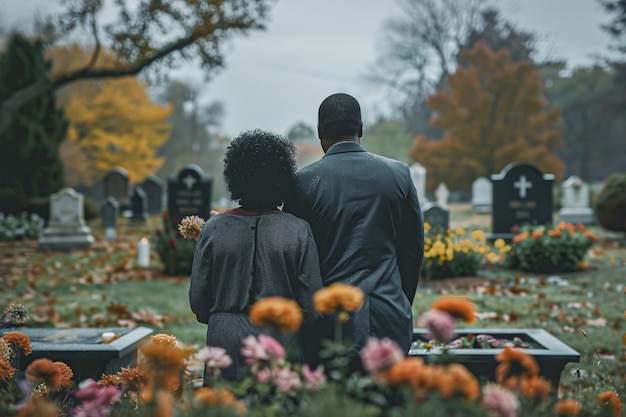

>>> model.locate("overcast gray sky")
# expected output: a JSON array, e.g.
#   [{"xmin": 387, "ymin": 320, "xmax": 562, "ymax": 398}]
[{"xmin": 1, "ymin": 0, "xmax": 614, "ymax": 138}]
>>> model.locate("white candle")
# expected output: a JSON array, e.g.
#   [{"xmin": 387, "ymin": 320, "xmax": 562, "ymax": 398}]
[
  {"xmin": 102, "ymin": 332, "xmax": 116, "ymax": 340},
  {"xmin": 138, "ymin": 237, "xmax": 150, "ymax": 267}
]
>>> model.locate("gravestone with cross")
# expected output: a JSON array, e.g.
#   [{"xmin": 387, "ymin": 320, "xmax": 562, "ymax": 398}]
[
  {"xmin": 558, "ymin": 176, "xmax": 594, "ymax": 225},
  {"xmin": 490, "ymin": 162, "xmax": 554, "ymax": 241},
  {"xmin": 167, "ymin": 164, "xmax": 213, "ymax": 227}
]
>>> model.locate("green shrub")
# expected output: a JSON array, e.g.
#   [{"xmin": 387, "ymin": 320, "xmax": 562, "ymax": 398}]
[
  {"xmin": 594, "ymin": 173, "xmax": 626, "ymax": 232},
  {"xmin": 0, "ymin": 212, "xmax": 44, "ymax": 241},
  {"xmin": 153, "ymin": 211, "xmax": 197, "ymax": 275},
  {"xmin": 505, "ymin": 222, "xmax": 598, "ymax": 273}
]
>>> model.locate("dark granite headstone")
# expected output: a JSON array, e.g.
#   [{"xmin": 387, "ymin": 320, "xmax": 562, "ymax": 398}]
[
  {"xmin": 490, "ymin": 162, "xmax": 554, "ymax": 241},
  {"xmin": 103, "ymin": 167, "xmax": 130, "ymax": 210},
  {"xmin": 167, "ymin": 164, "xmax": 213, "ymax": 226},
  {"xmin": 422, "ymin": 202, "xmax": 449, "ymax": 231},
  {"xmin": 2, "ymin": 327, "xmax": 153, "ymax": 382},
  {"xmin": 101, "ymin": 197, "xmax": 119, "ymax": 241},
  {"xmin": 128, "ymin": 186, "xmax": 148, "ymax": 225},
  {"xmin": 140, "ymin": 175, "xmax": 164, "ymax": 215}
]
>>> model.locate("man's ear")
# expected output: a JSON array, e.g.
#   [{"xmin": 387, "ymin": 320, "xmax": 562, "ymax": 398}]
[
  {"xmin": 357, "ymin": 122, "xmax": 363, "ymax": 138},
  {"xmin": 317, "ymin": 124, "xmax": 323, "ymax": 140}
]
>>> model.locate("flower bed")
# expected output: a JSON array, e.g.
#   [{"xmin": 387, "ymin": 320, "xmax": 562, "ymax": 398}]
[{"xmin": 410, "ymin": 328, "xmax": 580, "ymax": 388}]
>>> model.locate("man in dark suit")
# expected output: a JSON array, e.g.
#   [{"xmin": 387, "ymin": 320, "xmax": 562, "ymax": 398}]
[{"xmin": 285, "ymin": 93, "xmax": 424, "ymax": 359}]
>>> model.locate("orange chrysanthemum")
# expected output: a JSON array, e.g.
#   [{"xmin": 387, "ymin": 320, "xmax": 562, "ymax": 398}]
[
  {"xmin": 439, "ymin": 363, "xmax": 480, "ymax": 400},
  {"xmin": 548, "ymin": 229, "xmax": 562, "ymax": 237},
  {"xmin": 139, "ymin": 343, "xmax": 192, "ymax": 386},
  {"xmin": 597, "ymin": 391, "xmax": 622, "ymax": 417},
  {"xmin": 25, "ymin": 358, "xmax": 64, "ymax": 391},
  {"xmin": 512, "ymin": 231, "xmax": 530, "ymax": 244},
  {"xmin": 117, "ymin": 366, "xmax": 147, "ymax": 391},
  {"xmin": 98, "ymin": 373, "xmax": 121, "ymax": 387},
  {"xmin": 500, "ymin": 375, "xmax": 552, "ymax": 402},
  {"xmin": 0, "ymin": 359, "xmax": 15, "ymax": 381},
  {"xmin": 313, "ymin": 283, "xmax": 365, "ymax": 314},
  {"xmin": 531, "ymin": 229, "xmax": 544, "ymax": 240},
  {"xmin": 555, "ymin": 399, "xmax": 581, "ymax": 415},
  {"xmin": 14, "ymin": 397, "xmax": 59, "ymax": 417},
  {"xmin": 151, "ymin": 334, "xmax": 178, "ymax": 348},
  {"xmin": 381, "ymin": 357, "xmax": 426, "ymax": 388},
  {"xmin": 2, "ymin": 331, "xmax": 32, "ymax": 355},
  {"xmin": 54, "ymin": 361, "xmax": 73, "ymax": 389},
  {"xmin": 495, "ymin": 346, "xmax": 539, "ymax": 382},
  {"xmin": 584, "ymin": 231, "xmax": 600, "ymax": 242},
  {"xmin": 430, "ymin": 295, "xmax": 476, "ymax": 323},
  {"xmin": 249, "ymin": 296, "xmax": 303, "ymax": 333},
  {"xmin": 195, "ymin": 387, "xmax": 237, "ymax": 405}
]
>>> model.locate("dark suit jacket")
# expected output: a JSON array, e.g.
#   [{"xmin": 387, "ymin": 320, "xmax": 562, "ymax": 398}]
[{"xmin": 285, "ymin": 141, "xmax": 424, "ymax": 354}]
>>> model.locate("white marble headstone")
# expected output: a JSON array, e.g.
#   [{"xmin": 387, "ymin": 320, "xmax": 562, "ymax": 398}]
[
  {"xmin": 409, "ymin": 162, "xmax": 427, "ymax": 202},
  {"xmin": 38, "ymin": 188, "xmax": 94, "ymax": 251},
  {"xmin": 471, "ymin": 177, "xmax": 492, "ymax": 213},
  {"xmin": 435, "ymin": 183, "xmax": 449, "ymax": 209}
]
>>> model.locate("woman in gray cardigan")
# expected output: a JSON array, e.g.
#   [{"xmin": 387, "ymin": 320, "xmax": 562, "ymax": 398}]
[{"xmin": 189, "ymin": 129, "xmax": 323, "ymax": 382}]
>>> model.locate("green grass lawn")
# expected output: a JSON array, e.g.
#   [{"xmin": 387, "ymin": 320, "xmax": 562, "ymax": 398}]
[{"xmin": 1, "ymin": 210, "xmax": 625, "ymax": 400}]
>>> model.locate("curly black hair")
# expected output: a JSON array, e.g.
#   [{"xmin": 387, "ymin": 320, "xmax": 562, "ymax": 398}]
[{"xmin": 223, "ymin": 129, "xmax": 297, "ymax": 210}]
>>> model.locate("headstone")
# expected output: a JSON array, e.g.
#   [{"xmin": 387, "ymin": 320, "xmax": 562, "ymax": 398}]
[
  {"xmin": 140, "ymin": 175, "xmax": 164, "ymax": 215},
  {"xmin": 167, "ymin": 164, "xmax": 213, "ymax": 226},
  {"xmin": 471, "ymin": 177, "xmax": 492, "ymax": 213},
  {"xmin": 435, "ymin": 183, "xmax": 449, "ymax": 209},
  {"xmin": 101, "ymin": 197, "xmax": 119, "ymax": 241},
  {"xmin": 38, "ymin": 188, "xmax": 95, "ymax": 251},
  {"xmin": 128, "ymin": 186, "xmax": 148, "ymax": 226},
  {"xmin": 1, "ymin": 327, "xmax": 152, "ymax": 382},
  {"xmin": 558, "ymin": 176, "xmax": 593, "ymax": 225},
  {"xmin": 422, "ymin": 202, "xmax": 450, "ymax": 231},
  {"xmin": 103, "ymin": 167, "xmax": 130, "ymax": 210},
  {"xmin": 409, "ymin": 162, "xmax": 428, "ymax": 202},
  {"xmin": 490, "ymin": 162, "xmax": 554, "ymax": 241}
]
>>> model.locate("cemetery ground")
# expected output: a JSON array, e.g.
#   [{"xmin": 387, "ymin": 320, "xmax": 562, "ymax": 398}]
[{"xmin": 1, "ymin": 203, "xmax": 626, "ymax": 404}]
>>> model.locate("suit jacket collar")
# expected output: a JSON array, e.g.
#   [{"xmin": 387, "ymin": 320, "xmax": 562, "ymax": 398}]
[{"xmin": 324, "ymin": 141, "xmax": 366, "ymax": 156}]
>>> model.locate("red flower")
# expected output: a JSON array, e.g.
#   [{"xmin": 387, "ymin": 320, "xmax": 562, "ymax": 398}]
[
  {"xmin": 169, "ymin": 238, "xmax": 176, "ymax": 249},
  {"xmin": 162, "ymin": 211, "xmax": 169, "ymax": 221},
  {"xmin": 165, "ymin": 226, "xmax": 170, "ymax": 234},
  {"xmin": 156, "ymin": 229, "xmax": 162, "ymax": 236}
]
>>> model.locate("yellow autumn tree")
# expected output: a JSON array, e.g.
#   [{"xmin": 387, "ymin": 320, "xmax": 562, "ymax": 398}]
[
  {"xmin": 48, "ymin": 44, "xmax": 172, "ymax": 186},
  {"xmin": 408, "ymin": 41, "xmax": 564, "ymax": 192}
]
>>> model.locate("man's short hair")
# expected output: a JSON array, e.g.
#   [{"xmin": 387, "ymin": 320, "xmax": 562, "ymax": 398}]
[{"xmin": 318, "ymin": 93, "xmax": 362, "ymax": 139}]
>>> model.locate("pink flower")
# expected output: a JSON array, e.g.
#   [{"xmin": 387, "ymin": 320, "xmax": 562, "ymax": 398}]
[
  {"xmin": 302, "ymin": 364, "xmax": 326, "ymax": 389},
  {"xmin": 359, "ymin": 337, "xmax": 404, "ymax": 374},
  {"xmin": 210, "ymin": 210, "xmax": 219, "ymax": 217},
  {"xmin": 481, "ymin": 383, "xmax": 519, "ymax": 417},
  {"xmin": 72, "ymin": 379, "xmax": 120, "ymax": 417},
  {"xmin": 418, "ymin": 309, "xmax": 457, "ymax": 343},
  {"xmin": 241, "ymin": 334, "xmax": 285, "ymax": 365},
  {"xmin": 273, "ymin": 367, "xmax": 302, "ymax": 392},
  {"xmin": 196, "ymin": 346, "xmax": 233, "ymax": 370}
]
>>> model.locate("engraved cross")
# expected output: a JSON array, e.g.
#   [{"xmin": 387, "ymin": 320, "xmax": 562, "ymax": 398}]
[{"xmin": 514, "ymin": 175, "xmax": 532, "ymax": 198}]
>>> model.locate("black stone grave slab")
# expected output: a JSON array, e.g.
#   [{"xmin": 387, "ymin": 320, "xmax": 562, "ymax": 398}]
[
  {"xmin": 490, "ymin": 162, "xmax": 554, "ymax": 241},
  {"xmin": 140, "ymin": 175, "xmax": 164, "ymax": 215},
  {"xmin": 2, "ymin": 327, "xmax": 153, "ymax": 382},
  {"xmin": 422, "ymin": 202, "xmax": 450, "ymax": 231},
  {"xmin": 167, "ymin": 164, "xmax": 213, "ymax": 226}
]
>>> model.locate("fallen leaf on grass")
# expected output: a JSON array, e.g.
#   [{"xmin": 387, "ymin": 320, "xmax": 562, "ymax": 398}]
[{"xmin": 132, "ymin": 310, "xmax": 163, "ymax": 327}]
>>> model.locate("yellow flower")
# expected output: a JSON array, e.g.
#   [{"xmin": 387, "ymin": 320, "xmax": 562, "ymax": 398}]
[
  {"xmin": 455, "ymin": 227, "xmax": 465, "ymax": 235},
  {"xmin": 471, "ymin": 230, "xmax": 484, "ymax": 241},
  {"xmin": 493, "ymin": 238, "xmax": 505, "ymax": 249},
  {"xmin": 313, "ymin": 283, "xmax": 364, "ymax": 314},
  {"xmin": 249, "ymin": 296, "xmax": 303, "ymax": 333},
  {"xmin": 432, "ymin": 240, "xmax": 446, "ymax": 256},
  {"xmin": 424, "ymin": 222, "xmax": 431, "ymax": 232},
  {"xmin": 500, "ymin": 245, "xmax": 512, "ymax": 253},
  {"xmin": 486, "ymin": 252, "xmax": 498, "ymax": 263}
]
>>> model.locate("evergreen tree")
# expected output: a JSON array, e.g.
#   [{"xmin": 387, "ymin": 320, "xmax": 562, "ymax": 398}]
[{"xmin": 0, "ymin": 34, "xmax": 68, "ymax": 210}]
